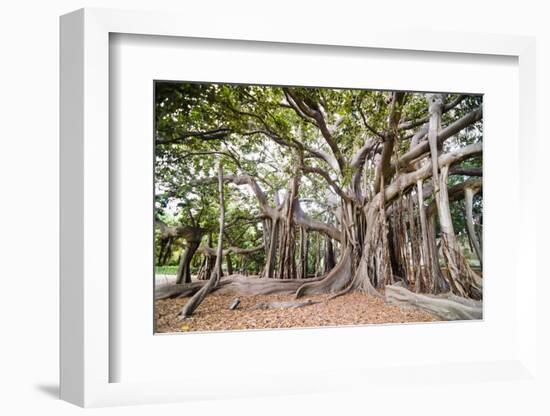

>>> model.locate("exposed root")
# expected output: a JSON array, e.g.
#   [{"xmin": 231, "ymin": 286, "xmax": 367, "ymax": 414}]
[
  {"xmin": 217, "ymin": 276, "xmax": 319, "ymax": 296},
  {"xmin": 384, "ymin": 285, "xmax": 482, "ymax": 320},
  {"xmin": 350, "ymin": 254, "xmax": 384, "ymax": 298},
  {"xmin": 295, "ymin": 247, "xmax": 353, "ymax": 298},
  {"xmin": 156, "ymin": 274, "xmax": 322, "ymax": 300},
  {"xmin": 328, "ymin": 283, "xmax": 354, "ymax": 301},
  {"xmin": 156, "ymin": 281, "xmax": 216, "ymax": 300}
]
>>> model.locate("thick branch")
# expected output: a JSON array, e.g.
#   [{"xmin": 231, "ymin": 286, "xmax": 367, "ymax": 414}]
[
  {"xmin": 350, "ymin": 137, "xmax": 378, "ymax": 201},
  {"xmin": 378, "ymin": 142, "xmax": 483, "ymax": 208},
  {"xmin": 396, "ymin": 107, "xmax": 482, "ymax": 170},
  {"xmin": 192, "ymin": 172, "xmax": 341, "ymax": 241},
  {"xmin": 374, "ymin": 92, "xmax": 406, "ymax": 193},
  {"xmin": 397, "ymin": 94, "xmax": 466, "ymax": 131},
  {"xmin": 241, "ymin": 128, "xmax": 337, "ymax": 171},
  {"xmin": 449, "ymin": 166, "xmax": 482, "ymax": 176},
  {"xmin": 293, "ymin": 202, "xmax": 342, "ymax": 242},
  {"xmin": 191, "ymin": 174, "xmax": 276, "ymax": 218},
  {"xmin": 426, "ymin": 178, "xmax": 482, "ymax": 218},
  {"xmin": 301, "ymin": 164, "xmax": 354, "ymax": 202},
  {"xmin": 155, "ymin": 219, "xmax": 204, "ymax": 242},
  {"xmin": 284, "ymin": 88, "xmax": 345, "ymax": 171}
]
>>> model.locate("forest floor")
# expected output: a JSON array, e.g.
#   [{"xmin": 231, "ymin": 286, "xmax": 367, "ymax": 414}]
[{"xmin": 155, "ymin": 292, "xmax": 437, "ymax": 333}]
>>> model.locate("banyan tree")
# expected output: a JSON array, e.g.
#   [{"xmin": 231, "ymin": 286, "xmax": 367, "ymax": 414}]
[{"xmin": 155, "ymin": 82, "xmax": 483, "ymax": 320}]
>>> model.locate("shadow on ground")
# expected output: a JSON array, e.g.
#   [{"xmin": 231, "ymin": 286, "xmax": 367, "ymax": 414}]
[{"xmin": 35, "ymin": 384, "xmax": 59, "ymax": 399}]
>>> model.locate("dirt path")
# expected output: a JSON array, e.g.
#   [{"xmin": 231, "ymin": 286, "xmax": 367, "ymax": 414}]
[{"xmin": 155, "ymin": 292, "xmax": 436, "ymax": 333}]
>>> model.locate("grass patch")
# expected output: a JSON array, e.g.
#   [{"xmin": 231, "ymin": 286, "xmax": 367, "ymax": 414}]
[{"xmin": 156, "ymin": 265, "xmax": 178, "ymax": 275}]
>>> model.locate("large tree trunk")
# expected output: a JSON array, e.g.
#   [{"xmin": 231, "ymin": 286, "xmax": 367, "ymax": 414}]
[
  {"xmin": 162, "ymin": 238, "xmax": 173, "ymax": 265},
  {"xmin": 175, "ymin": 240, "xmax": 201, "ymax": 284},
  {"xmin": 263, "ymin": 218, "xmax": 279, "ymax": 278},
  {"xmin": 226, "ymin": 253, "xmax": 234, "ymax": 276},
  {"xmin": 180, "ymin": 163, "xmax": 225, "ymax": 317},
  {"xmin": 157, "ymin": 237, "xmax": 174, "ymax": 266},
  {"xmin": 350, "ymin": 205, "xmax": 389, "ymax": 297},
  {"xmin": 156, "ymin": 220, "xmax": 206, "ymax": 277},
  {"xmin": 465, "ymin": 187, "xmax": 482, "ymax": 267},
  {"xmin": 324, "ymin": 235, "xmax": 336, "ymax": 272},
  {"xmin": 297, "ymin": 226, "xmax": 309, "ymax": 279},
  {"xmin": 197, "ymin": 234, "xmax": 214, "ymax": 280},
  {"xmin": 426, "ymin": 94, "xmax": 444, "ymax": 197},
  {"xmin": 437, "ymin": 165, "xmax": 482, "ymax": 299},
  {"xmin": 378, "ymin": 176, "xmax": 393, "ymax": 287},
  {"xmin": 293, "ymin": 139, "xmax": 482, "ymax": 299},
  {"xmin": 416, "ymin": 179, "xmax": 438, "ymax": 293},
  {"xmin": 406, "ymin": 193, "xmax": 423, "ymax": 292},
  {"xmin": 295, "ymin": 246, "xmax": 353, "ymax": 297},
  {"xmin": 423, "ymin": 94, "xmax": 481, "ymax": 300},
  {"xmin": 427, "ymin": 213, "xmax": 449, "ymax": 293},
  {"xmin": 277, "ymin": 176, "xmax": 300, "ymax": 279},
  {"xmin": 416, "ymin": 180, "xmax": 449, "ymax": 293}
]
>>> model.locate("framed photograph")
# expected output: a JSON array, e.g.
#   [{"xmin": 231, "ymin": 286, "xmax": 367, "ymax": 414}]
[{"xmin": 60, "ymin": 7, "xmax": 538, "ymax": 408}]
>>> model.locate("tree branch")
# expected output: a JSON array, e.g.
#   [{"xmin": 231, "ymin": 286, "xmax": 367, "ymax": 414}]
[
  {"xmin": 395, "ymin": 107, "xmax": 482, "ymax": 171},
  {"xmin": 155, "ymin": 219, "xmax": 205, "ymax": 242},
  {"xmin": 449, "ymin": 166, "xmax": 482, "ymax": 177},
  {"xmin": 156, "ymin": 128, "xmax": 231, "ymax": 144},
  {"xmin": 375, "ymin": 142, "xmax": 483, "ymax": 209},
  {"xmin": 397, "ymin": 94, "xmax": 467, "ymax": 131},
  {"xmin": 284, "ymin": 88, "xmax": 345, "ymax": 171},
  {"xmin": 426, "ymin": 178, "xmax": 482, "ymax": 217},
  {"xmin": 293, "ymin": 202, "xmax": 342, "ymax": 242},
  {"xmin": 374, "ymin": 92, "xmax": 406, "ymax": 193},
  {"xmin": 300, "ymin": 164, "xmax": 355, "ymax": 202}
]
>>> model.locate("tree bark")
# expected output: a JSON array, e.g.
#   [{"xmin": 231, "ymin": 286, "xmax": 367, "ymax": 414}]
[
  {"xmin": 416, "ymin": 179, "xmax": 433, "ymax": 291},
  {"xmin": 277, "ymin": 175, "xmax": 299, "ymax": 279},
  {"xmin": 198, "ymin": 234, "xmax": 214, "ymax": 280},
  {"xmin": 157, "ymin": 275, "xmax": 322, "ymax": 300},
  {"xmin": 324, "ymin": 235, "xmax": 336, "ymax": 272},
  {"xmin": 465, "ymin": 187, "xmax": 482, "ymax": 267},
  {"xmin": 161, "ymin": 238, "xmax": 173, "ymax": 265},
  {"xmin": 175, "ymin": 240, "xmax": 201, "ymax": 284},
  {"xmin": 437, "ymin": 165, "xmax": 482, "ymax": 299},
  {"xmin": 264, "ymin": 218, "xmax": 279, "ymax": 278},
  {"xmin": 298, "ymin": 227, "xmax": 309, "ymax": 279},
  {"xmin": 296, "ymin": 247, "xmax": 354, "ymax": 297},
  {"xmin": 426, "ymin": 94, "xmax": 444, "ymax": 209},
  {"xmin": 157, "ymin": 237, "xmax": 174, "ymax": 266},
  {"xmin": 226, "ymin": 253, "xmax": 234, "ymax": 275}
]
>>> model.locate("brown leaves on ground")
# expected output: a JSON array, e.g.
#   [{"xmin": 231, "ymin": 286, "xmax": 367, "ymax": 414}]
[{"xmin": 155, "ymin": 292, "xmax": 436, "ymax": 333}]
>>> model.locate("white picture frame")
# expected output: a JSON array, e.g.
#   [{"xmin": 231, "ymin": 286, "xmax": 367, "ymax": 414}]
[{"xmin": 60, "ymin": 7, "xmax": 539, "ymax": 408}]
